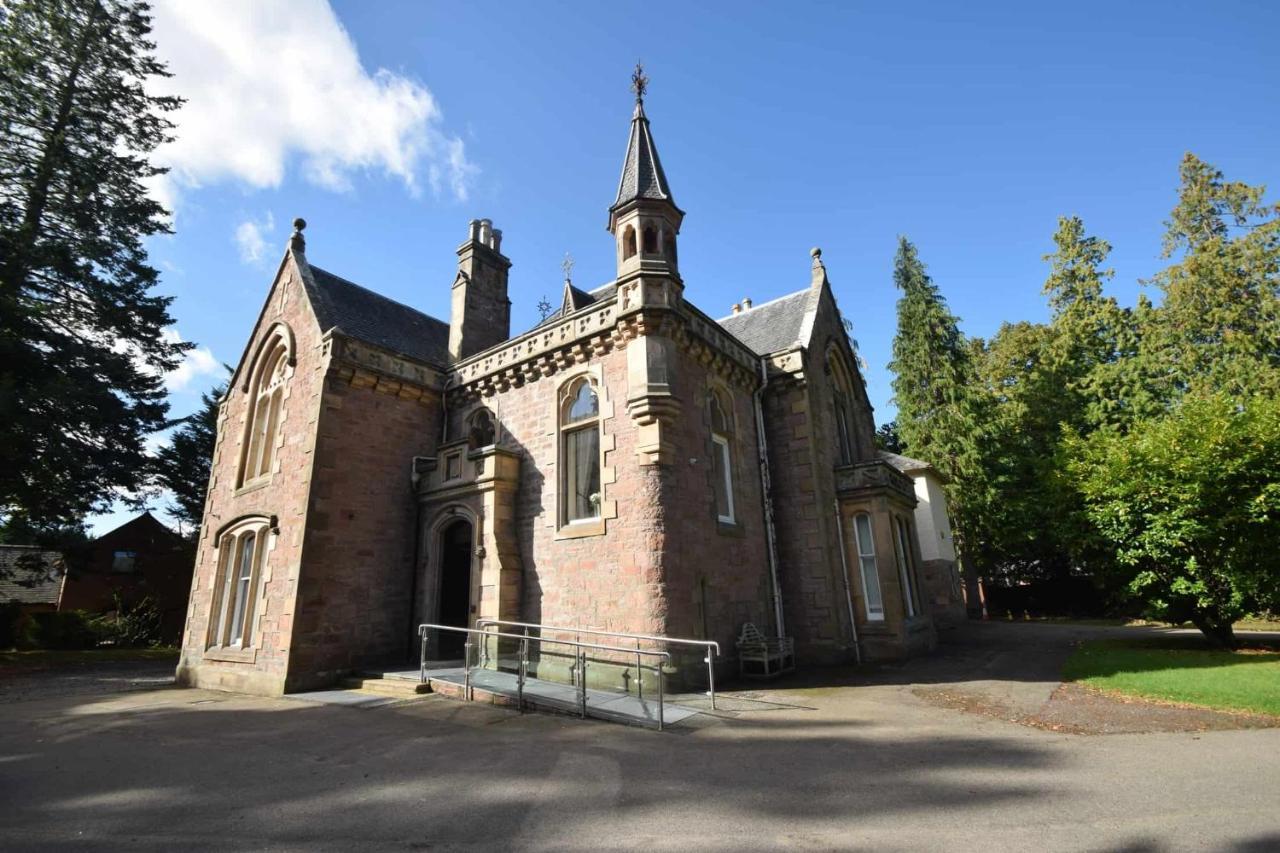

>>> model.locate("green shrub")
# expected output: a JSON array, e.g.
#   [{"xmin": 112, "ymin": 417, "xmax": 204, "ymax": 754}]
[
  {"xmin": 29, "ymin": 610, "xmax": 97, "ymax": 649},
  {"xmin": 91, "ymin": 594, "xmax": 164, "ymax": 648}
]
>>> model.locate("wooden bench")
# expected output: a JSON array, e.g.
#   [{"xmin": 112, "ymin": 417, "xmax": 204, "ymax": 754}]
[{"xmin": 736, "ymin": 622, "xmax": 795, "ymax": 679}]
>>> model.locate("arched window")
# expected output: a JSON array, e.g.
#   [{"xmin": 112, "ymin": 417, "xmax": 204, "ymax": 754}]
[
  {"xmin": 852, "ymin": 513, "xmax": 884, "ymax": 620},
  {"xmin": 208, "ymin": 518, "xmax": 270, "ymax": 649},
  {"xmin": 622, "ymin": 225, "xmax": 637, "ymax": 260},
  {"xmin": 560, "ymin": 377, "xmax": 601, "ymax": 525},
  {"xmin": 468, "ymin": 408, "xmax": 496, "ymax": 449},
  {"xmin": 642, "ymin": 225, "xmax": 658, "ymax": 254},
  {"xmin": 893, "ymin": 516, "xmax": 921, "ymax": 618},
  {"xmin": 664, "ymin": 232, "xmax": 677, "ymax": 266},
  {"xmin": 709, "ymin": 389, "xmax": 735, "ymax": 523},
  {"xmin": 829, "ymin": 352, "xmax": 856, "ymax": 465},
  {"xmin": 239, "ymin": 328, "xmax": 292, "ymax": 487}
]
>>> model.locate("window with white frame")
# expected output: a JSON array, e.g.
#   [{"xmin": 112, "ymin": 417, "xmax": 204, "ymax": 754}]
[
  {"xmin": 852, "ymin": 513, "xmax": 884, "ymax": 620},
  {"xmin": 893, "ymin": 516, "xmax": 920, "ymax": 618},
  {"xmin": 208, "ymin": 519, "xmax": 269, "ymax": 649},
  {"xmin": 560, "ymin": 376, "xmax": 601, "ymax": 525},
  {"xmin": 709, "ymin": 389, "xmax": 735, "ymax": 523},
  {"xmin": 238, "ymin": 330, "xmax": 291, "ymax": 487}
]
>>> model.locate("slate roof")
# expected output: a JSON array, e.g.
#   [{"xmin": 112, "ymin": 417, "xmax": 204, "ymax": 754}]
[
  {"xmin": 716, "ymin": 288, "xmax": 815, "ymax": 356},
  {"xmin": 305, "ymin": 265, "xmax": 450, "ymax": 367},
  {"xmin": 0, "ymin": 546, "xmax": 64, "ymax": 606},
  {"xmin": 879, "ymin": 450, "xmax": 945, "ymax": 481},
  {"xmin": 612, "ymin": 101, "xmax": 676, "ymax": 210}
]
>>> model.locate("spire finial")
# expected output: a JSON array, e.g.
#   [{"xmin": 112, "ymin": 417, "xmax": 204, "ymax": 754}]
[
  {"xmin": 290, "ymin": 217, "xmax": 307, "ymax": 253},
  {"xmin": 561, "ymin": 251, "xmax": 575, "ymax": 283},
  {"xmin": 630, "ymin": 60, "xmax": 648, "ymax": 103}
]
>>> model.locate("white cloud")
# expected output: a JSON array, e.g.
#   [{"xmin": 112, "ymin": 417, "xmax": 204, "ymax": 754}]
[
  {"xmin": 157, "ymin": 329, "xmax": 222, "ymax": 393},
  {"xmin": 147, "ymin": 0, "xmax": 476, "ymax": 210},
  {"xmin": 234, "ymin": 212, "xmax": 275, "ymax": 264}
]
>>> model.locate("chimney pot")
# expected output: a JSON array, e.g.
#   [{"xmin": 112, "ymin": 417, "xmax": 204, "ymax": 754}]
[
  {"xmin": 491, "ymin": 228, "xmax": 503, "ymax": 253},
  {"xmin": 731, "ymin": 303, "xmax": 741, "ymax": 315},
  {"xmin": 742, "ymin": 296, "xmax": 752, "ymax": 309},
  {"xmin": 479, "ymin": 218, "xmax": 493, "ymax": 246},
  {"xmin": 468, "ymin": 219, "xmax": 481, "ymax": 242}
]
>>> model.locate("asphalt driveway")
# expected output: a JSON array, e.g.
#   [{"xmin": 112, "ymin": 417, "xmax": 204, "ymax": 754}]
[{"xmin": 2, "ymin": 623, "xmax": 1278, "ymax": 851}]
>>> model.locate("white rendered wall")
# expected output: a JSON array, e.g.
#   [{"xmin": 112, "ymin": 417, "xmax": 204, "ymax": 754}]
[{"xmin": 912, "ymin": 472, "xmax": 956, "ymax": 563}]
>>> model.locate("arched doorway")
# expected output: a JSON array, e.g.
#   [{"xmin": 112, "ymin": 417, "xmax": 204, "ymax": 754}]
[{"xmin": 436, "ymin": 518, "xmax": 474, "ymax": 658}]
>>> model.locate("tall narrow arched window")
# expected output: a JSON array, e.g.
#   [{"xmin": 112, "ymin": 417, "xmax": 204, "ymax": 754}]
[
  {"xmin": 642, "ymin": 225, "xmax": 658, "ymax": 254},
  {"xmin": 560, "ymin": 377, "xmax": 601, "ymax": 525},
  {"xmin": 239, "ymin": 328, "xmax": 292, "ymax": 487},
  {"xmin": 829, "ymin": 352, "xmax": 856, "ymax": 465},
  {"xmin": 852, "ymin": 513, "xmax": 884, "ymax": 620},
  {"xmin": 208, "ymin": 518, "xmax": 270, "ymax": 649},
  {"xmin": 622, "ymin": 225, "xmax": 637, "ymax": 260},
  {"xmin": 709, "ymin": 389, "xmax": 735, "ymax": 523},
  {"xmin": 893, "ymin": 516, "xmax": 921, "ymax": 618}
]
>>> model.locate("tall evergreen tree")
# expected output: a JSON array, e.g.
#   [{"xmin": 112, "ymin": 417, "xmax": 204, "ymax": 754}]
[
  {"xmin": 1144, "ymin": 153, "xmax": 1280, "ymax": 400},
  {"xmin": 0, "ymin": 0, "xmax": 187, "ymax": 526},
  {"xmin": 153, "ymin": 380, "xmax": 224, "ymax": 537},
  {"xmin": 888, "ymin": 237, "xmax": 988, "ymax": 613}
]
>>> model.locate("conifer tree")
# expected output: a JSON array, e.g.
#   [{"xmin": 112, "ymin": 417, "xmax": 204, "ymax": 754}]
[
  {"xmin": 0, "ymin": 0, "xmax": 187, "ymax": 526},
  {"xmin": 888, "ymin": 237, "xmax": 987, "ymax": 612},
  {"xmin": 1144, "ymin": 153, "xmax": 1280, "ymax": 400},
  {"xmin": 153, "ymin": 381, "xmax": 225, "ymax": 537}
]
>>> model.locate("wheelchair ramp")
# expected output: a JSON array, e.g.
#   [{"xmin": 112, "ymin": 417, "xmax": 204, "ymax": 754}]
[{"xmin": 383, "ymin": 667, "xmax": 702, "ymax": 728}]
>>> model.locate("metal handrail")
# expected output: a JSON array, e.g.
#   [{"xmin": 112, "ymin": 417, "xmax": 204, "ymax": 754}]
[
  {"xmin": 474, "ymin": 618, "xmax": 722, "ymax": 710},
  {"xmin": 417, "ymin": 622, "xmax": 672, "ymax": 730}
]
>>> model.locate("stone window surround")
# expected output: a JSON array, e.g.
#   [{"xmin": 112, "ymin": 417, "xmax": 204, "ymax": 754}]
[
  {"xmin": 706, "ymin": 383, "xmax": 739, "ymax": 527},
  {"xmin": 554, "ymin": 367, "xmax": 618, "ymax": 540},
  {"xmin": 850, "ymin": 512, "xmax": 886, "ymax": 621},
  {"xmin": 204, "ymin": 515, "xmax": 276, "ymax": 662},
  {"xmin": 892, "ymin": 514, "xmax": 923, "ymax": 619},
  {"xmin": 236, "ymin": 322, "xmax": 295, "ymax": 490},
  {"xmin": 826, "ymin": 346, "xmax": 857, "ymax": 466}
]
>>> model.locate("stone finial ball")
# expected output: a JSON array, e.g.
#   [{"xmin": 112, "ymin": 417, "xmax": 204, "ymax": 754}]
[
  {"xmin": 293, "ymin": 217, "xmax": 307, "ymax": 231},
  {"xmin": 811, "ymin": 247, "xmax": 822, "ymax": 258}
]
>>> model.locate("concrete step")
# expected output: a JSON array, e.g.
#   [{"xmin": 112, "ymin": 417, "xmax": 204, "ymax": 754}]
[{"xmin": 340, "ymin": 677, "xmax": 431, "ymax": 697}]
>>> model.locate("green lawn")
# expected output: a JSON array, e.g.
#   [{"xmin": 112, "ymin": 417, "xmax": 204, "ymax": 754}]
[{"xmin": 1063, "ymin": 638, "xmax": 1280, "ymax": 717}]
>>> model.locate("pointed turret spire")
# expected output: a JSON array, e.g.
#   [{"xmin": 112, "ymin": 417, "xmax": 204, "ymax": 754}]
[{"xmin": 611, "ymin": 62, "xmax": 678, "ymax": 214}]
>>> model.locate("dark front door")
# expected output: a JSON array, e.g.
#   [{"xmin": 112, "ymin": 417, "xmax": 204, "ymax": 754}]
[{"xmin": 437, "ymin": 519, "xmax": 473, "ymax": 659}]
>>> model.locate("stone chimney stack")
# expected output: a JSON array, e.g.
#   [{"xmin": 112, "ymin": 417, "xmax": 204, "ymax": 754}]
[{"xmin": 449, "ymin": 218, "xmax": 512, "ymax": 361}]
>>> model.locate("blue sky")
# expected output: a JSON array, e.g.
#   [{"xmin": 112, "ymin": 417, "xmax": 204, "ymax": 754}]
[{"xmin": 94, "ymin": 0, "xmax": 1280, "ymax": 533}]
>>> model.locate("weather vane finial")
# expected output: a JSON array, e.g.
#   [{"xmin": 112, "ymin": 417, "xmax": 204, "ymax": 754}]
[
  {"xmin": 561, "ymin": 252, "xmax": 575, "ymax": 282},
  {"xmin": 630, "ymin": 60, "xmax": 648, "ymax": 103}
]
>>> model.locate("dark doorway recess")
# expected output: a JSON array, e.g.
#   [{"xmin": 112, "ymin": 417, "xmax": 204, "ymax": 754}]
[{"xmin": 437, "ymin": 519, "xmax": 473, "ymax": 658}]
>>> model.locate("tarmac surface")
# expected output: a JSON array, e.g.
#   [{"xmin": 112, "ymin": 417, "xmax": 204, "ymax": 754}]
[{"xmin": 2, "ymin": 622, "xmax": 1278, "ymax": 851}]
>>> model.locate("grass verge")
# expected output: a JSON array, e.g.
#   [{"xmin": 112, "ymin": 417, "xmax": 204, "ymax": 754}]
[{"xmin": 1063, "ymin": 637, "xmax": 1280, "ymax": 717}]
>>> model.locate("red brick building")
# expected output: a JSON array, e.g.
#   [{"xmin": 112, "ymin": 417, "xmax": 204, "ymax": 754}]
[{"xmin": 177, "ymin": 87, "xmax": 950, "ymax": 696}]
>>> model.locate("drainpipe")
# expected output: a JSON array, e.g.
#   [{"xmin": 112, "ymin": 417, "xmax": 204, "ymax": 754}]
[
  {"xmin": 406, "ymin": 456, "xmax": 431, "ymax": 661},
  {"xmin": 753, "ymin": 357, "xmax": 786, "ymax": 637},
  {"xmin": 833, "ymin": 499, "xmax": 861, "ymax": 664}
]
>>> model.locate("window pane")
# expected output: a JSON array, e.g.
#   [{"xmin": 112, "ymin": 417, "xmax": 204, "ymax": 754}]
[
  {"xmin": 853, "ymin": 515, "xmax": 884, "ymax": 618},
  {"xmin": 895, "ymin": 519, "xmax": 916, "ymax": 618},
  {"xmin": 565, "ymin": 382, "xmax": 598, "ymax": 423},
  {"xmin": 228, "ymin": 533, "xmax": 256, "ymax": 645},
  {"xmin": 564, "ymin": 426, "xmax": 600, "ymax": 521},
  {"xmin": 712, "ymin": 437, "xmax": 733, "ymax": 521}
]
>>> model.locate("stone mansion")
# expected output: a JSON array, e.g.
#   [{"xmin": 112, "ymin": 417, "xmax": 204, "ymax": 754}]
[{"xmin": 177, "ymin": 83, "xmax": 963, "ymax": 696}]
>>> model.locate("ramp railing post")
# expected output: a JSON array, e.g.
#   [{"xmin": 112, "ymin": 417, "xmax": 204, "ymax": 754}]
[
  {"xmin": 577, "ymin": 646, "xmax": 587, "ymax": 718},
  {"xmin": 657, "ymin": 659, "xmax": 665, "ymax": 732},
  {"xmin": 635, "ymin": 638, "xmax": 643, "ymax": 702},
  {"xmin": 518, "ymin": 628, "xmax": 528, "ymax": 713},
  {"xmin": 419, "ymin": 627, "xmax": 428, "ymax": 683},
  {"xmin": 463, "ymin": 635, "xmax": 473, "ymax": 701},
  {"xmin": 706, "ymin": 651, "xmax": 717, "ymax": 710}
]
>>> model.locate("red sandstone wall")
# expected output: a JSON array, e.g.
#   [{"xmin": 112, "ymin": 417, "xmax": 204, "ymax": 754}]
[
  {"xmin": 286, "ymin": 371, "xmax": 438, "ymax": 688},
  {"xmin": 178, "ymin": 256, "xmax": 326, "ymax": 695}
]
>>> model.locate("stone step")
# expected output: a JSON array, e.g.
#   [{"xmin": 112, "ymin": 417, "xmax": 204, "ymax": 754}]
[{"xmin": 340, "ymin": 677, "xmax": 431, "ymax": 697}]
